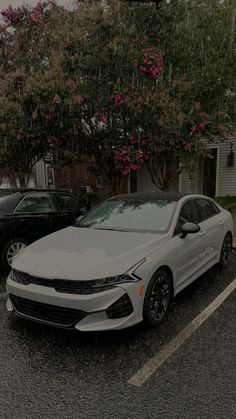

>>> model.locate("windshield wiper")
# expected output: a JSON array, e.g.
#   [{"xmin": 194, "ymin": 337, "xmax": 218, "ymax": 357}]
[
  {"xmin": 92, "ymin": 226, "xmax": 128, "ymax": 232},
  {"xmin": 76, "ymin": 224, "xmax": 128, "ymax": 232}
]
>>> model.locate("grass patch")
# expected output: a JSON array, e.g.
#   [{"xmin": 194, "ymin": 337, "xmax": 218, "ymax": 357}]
[{"xmin": 215, "ymin": 196, "xmax": 236, "ymax": 213}]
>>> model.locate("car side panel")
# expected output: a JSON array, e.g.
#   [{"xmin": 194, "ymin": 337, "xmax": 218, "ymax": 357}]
[
  {"xmin": 0, "ymin": 213, "xmax": 49, "ymax": 248},
  {"xmin": 197, "ymin": 213, "xmax": 225, "ymax": 266}
]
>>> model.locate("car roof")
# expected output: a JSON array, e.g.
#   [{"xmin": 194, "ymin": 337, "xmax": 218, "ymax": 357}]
[
  {"xmin": 0, "ymin": 189, "xmax": 89, "ymax": 214},
  {"xmin": 0, "ymin": 188, "xmax": 71, "ymax": 193},
  {"xmin": 0, "ymin": 188, "xmax": 88, "ymax": 202},
  {"xmin": 109, "ymin": 192, "xmax": 189, "ymax": 202}
]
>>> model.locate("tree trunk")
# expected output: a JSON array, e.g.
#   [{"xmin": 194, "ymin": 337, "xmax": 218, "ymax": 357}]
[
  {"xmin": 18, "ymin": 173, "xmax": 27, "ymax": 187},
  {"xmin": 94, "ymin": 150, "xmax": 127, "ymax": 196},
  {"xmin": 146, "ymin": 152, "xmax": 180, "ymax": 192}
]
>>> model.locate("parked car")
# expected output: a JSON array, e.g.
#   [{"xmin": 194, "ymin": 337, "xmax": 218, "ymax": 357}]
[
  {"xmin": 7, "ymin": 192, "xmax": 232, "ymax": 331},
  {"xmin": 0, "ymin": 189, "xmax": 90, "ymax": 270}
]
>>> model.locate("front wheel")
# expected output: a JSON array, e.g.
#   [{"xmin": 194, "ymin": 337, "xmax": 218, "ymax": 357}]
[
  {"xmin": 1, "ymin": 239, "xmax": 28, "ymax": 272},
  {"xmin": 219, "ymin": 233, "xmax": 232, "ymax": 270},
  {"xmin": 143, "ymin": 269, "xmax": 173, "ymax": 327}
]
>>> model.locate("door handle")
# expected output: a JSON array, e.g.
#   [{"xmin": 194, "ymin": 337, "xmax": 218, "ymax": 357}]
[
  {"xmin": 219, "ymin": 220, "xmax": 224, "ymax": 225},
  {"xmin": 198, "ymin": 230, "xmax": 206, "ymax": 237}
]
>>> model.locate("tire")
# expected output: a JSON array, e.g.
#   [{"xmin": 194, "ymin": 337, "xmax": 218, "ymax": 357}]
[
  {"xmin": 1, "ymin": 239, "xmax": 28, "ymax": 272},
  {"xmin": 219, "ymin": 233, "xmax": 232, "ymax": 270},
  {"xmin": 143, "ymin": 269, "xmax": 173, "ymax": 327}
]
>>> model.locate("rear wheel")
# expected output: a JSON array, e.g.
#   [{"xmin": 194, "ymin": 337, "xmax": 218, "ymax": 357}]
[
  {"xmin": 219, "ymin": 233, "xmax": 232, "ymax": 270},
  {"xmin": 1, "ymin": 239, "xmax": 28, "ymax": 272},
  {"xmin": 143, "ymin": 269, "xmax": 173, "ymax": 327}
]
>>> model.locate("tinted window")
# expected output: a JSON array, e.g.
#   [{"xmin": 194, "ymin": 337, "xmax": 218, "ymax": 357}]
[
  {"xmin": 52, "ymin": 193, "xmax": 84, "ymax": 212},
  {"xmin": 76, "ymin": 199, "xmax": 177, "ymax": 233},
  {"xmin": 175, "ymin": 200, "xmax": 196, "ymax": 235},
  {"xmin": 196, "ymin": 198, "xmax": 219, "ymax": 223},
  {"xmin": 15, "ymin": 193, "xmax": 56, "ymax": 213}
]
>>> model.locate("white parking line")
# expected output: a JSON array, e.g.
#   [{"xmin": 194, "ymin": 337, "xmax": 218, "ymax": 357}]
[{"xmin": 128, "ymin": 278, "xmax": 236, "ymax": 387}]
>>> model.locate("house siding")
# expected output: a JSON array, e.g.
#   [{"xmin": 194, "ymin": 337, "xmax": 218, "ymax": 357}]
[
  {"xmin": 181, "ymin": 138, "xmax": 236, "ymax": 197},
  {"xmin": 217, "ymin": 138, "xmax": 236, "ymax": 196}
]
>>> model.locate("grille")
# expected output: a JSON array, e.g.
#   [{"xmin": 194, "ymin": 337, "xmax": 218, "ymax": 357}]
[
  {"xmin": 10, "ymin": 294, "xmax": 87, "ymax": 327},
  {"xmin": 11, "ymin": 270, "xmax": 97, "ymax": 295},
  {"xmin": 106, "ymin": 294, "xmax": 133, "ymax": 319}
]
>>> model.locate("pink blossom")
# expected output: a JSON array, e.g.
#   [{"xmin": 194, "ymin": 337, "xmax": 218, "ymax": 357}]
[
  {"xmin": 73, "ymin": 95, "xmax": 84, "ymax": 104},
  {"xmin": 130, "ymin": 137, "xmax": 137, "ymax": 145},
  {"xmin": 193, "ymin": 101, "xmax": 201, "ymax": 111},
  {"xmin": 198, "ymin": 122, "xmax": 206, "ymax": 130},
  {"xmin": 184, "ymin": 143, "xmax": 192, "ymax": 151},
  {"xmin": 100, "ymin": 115, "xmax": 108, "ymax": 123}
]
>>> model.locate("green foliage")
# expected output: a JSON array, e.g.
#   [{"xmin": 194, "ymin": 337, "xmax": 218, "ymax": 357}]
[
  {"xmin": 0, "ymin": 0, "xmax": 235, "ymax": 190},
  {"xmin": 215, "ymin": 196, "xmax": 236, "ymax": 213}
]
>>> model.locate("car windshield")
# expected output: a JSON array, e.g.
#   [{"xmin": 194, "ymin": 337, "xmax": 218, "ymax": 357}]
[{"xmin": 75, "ymin": 199, "xmax": 177, "ymax": 233}]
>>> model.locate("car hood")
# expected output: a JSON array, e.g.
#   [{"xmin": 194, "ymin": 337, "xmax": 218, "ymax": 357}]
[{"xmin": 12, "ymin": 226, "xmax": 169, "ymax": 280}]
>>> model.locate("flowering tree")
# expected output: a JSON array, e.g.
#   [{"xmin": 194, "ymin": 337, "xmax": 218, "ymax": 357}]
[
  {"xmin": 0, "ymin": 1, "xmax": 66, "ymax": 186},
  {"xmin": 0, "ymin": 0, "xmax": 235, "ymax": 191}
]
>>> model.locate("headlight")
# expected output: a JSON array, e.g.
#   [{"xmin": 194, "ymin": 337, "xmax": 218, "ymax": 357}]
[
  {"xmin": 88, "ymin": 258, "xmax": 146, "ymax": 292},
  {"xmin": 89, "ymin": 273, "xmax": 138, "ymax": 291}
]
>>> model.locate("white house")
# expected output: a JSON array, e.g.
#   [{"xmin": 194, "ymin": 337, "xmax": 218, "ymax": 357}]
[{"xmin": 132, "ymin": 138, "xmax": 236, "ymax": 198}]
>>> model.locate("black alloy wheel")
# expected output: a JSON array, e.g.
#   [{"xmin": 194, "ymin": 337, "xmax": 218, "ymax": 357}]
[
  {"xmin": 143, "ymin": 269, "xmax": 172, "ymax": 326},
  {"xmin": 219, "ymin": 233, "xmax": 232, "ymax": 269}
]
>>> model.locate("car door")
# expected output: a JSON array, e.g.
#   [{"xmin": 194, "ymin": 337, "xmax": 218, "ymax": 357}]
[
  {"xmin": 47, "ymin": 192, "xmax": 89, "ymax": 233},
  {"xmin": 195, "ymin": 198, "xmax": 224, "ymax": 266},
  {"xmin": 13, "ymin": 192, "xmax": 57, "ymax": 243},
  {"xmin": 173, "ymin": 198, "xmax": 207, "ymax": 291}
]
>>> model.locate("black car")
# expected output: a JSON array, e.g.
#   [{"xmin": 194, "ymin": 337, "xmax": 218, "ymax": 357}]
[{"xmin": 0, "ymin": 189, "xmax": 90, "ymax": 271}]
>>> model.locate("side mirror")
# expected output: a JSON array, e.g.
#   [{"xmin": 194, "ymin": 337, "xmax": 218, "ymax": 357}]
[{"xmin": 180, "ymin": 222, "xmax": 200, "ymax": 239}]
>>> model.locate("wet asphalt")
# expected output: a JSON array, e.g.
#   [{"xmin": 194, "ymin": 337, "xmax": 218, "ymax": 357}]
[{"xmin": 0, "ymin": 258, "xmax": 235, "ymax": 419}]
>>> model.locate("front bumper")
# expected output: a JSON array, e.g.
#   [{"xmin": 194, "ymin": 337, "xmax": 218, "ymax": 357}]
[{"xmin": 6, "ymin": 275, "xmax": 145, "ymax": 331}]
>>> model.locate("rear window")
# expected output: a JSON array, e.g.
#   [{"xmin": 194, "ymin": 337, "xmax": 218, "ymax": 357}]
[
  {"xmin": 52, "ymin": 193, "xmax": 83, "ymax": 212},
  {"xmin": 15, "ymin": 193, "xmax": 56, "ymax": 213},
  {"xmin": 0, "ymin": 193, "xmax": 20, "ymax": 214}
]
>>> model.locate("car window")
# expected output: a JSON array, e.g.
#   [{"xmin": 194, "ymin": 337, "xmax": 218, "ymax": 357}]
[
  {"xmin": 52, "ymin": 193, "xmax": 84, "ymax": 212},
  {"xmin": 196, "ymin": 198, "xmax": 220, "ymax": 223},
  {"xmin": 174, "ymin": 199, "xmax": 197, "ymax": 235},
  {"xmin": 15, "ymin": 193, "xmax": 56, "ymax": 213}
]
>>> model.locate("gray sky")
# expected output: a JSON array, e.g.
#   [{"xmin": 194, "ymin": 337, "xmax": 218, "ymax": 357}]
[{"xmin": 0, "ymin": 0, "xmax": 74, "ymax": 11}]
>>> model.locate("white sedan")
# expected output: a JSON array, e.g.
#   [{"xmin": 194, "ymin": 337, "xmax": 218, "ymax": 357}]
[{"xmin": 6, "ymin": 192, "xmax": 233, "ymax": 331}]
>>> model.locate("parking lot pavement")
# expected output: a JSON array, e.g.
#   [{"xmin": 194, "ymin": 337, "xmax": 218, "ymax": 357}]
[{"xmin": 0, "ymin": 259, "xmax": 235, "ymax": 419}]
